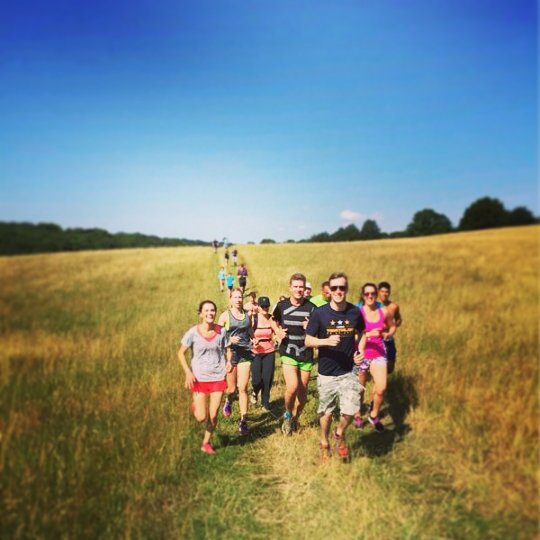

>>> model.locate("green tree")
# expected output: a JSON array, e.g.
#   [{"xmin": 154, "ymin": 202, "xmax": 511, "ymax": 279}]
[
  {"xmin": 406, "ymin": 209, "xmax": 452, "ymax": 237},
  {"xmin": 459, "ymin": 197, "xmax": 507, "ymax": 230},
  {"xmin": 507, "ymin": 206, "xmax": 537, "ymax": 226},
  {"xmin": 331, "ymin": 224, "xmax": 362, "ymax": 242},
  {"xmin": 260, "ymin": 238, "xmax": 276, "ymax": 244},
  {"xmin": 359, "ymin": 219, "xmax": 382, "ymax": 240}
]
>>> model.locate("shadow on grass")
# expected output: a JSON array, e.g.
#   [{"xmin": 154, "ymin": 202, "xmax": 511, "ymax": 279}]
[
  {"xmin": 352, "ymin": 372, "xmax": 418, "ymax": 458},
  {"xmin": 217, "ymin": 396, "xmax": 285, "ymax": 448}
]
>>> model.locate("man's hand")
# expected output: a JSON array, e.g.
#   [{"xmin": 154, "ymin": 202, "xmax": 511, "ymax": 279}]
[
  {"xmin": 302, "ymin": 317, "xmax": 309, "ymax": 330},
  {"xmin": 326, "ymin": 335, "xmax": 341, "ymax": 347},
  {"xmin": 225, "ymin": 360, "xmax": 233, "ymax": 373},
  {"xmin": 353, "ymin": 350, "xmax": 364, "ymax": 365},
  {"xmin": 230, "ymin": 335, "xmax": 241, "ymax": 344}
]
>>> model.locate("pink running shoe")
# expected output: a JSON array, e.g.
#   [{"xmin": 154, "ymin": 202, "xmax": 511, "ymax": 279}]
[
  {"xmin": 353, "ymin": 415, "xmax": 365, "ymax": 429},
  {"xmin": 200, "ymin": 443, "xmax": 216, "ymax": 455}
]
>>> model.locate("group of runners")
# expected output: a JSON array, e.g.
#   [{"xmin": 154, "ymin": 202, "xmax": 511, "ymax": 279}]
[{"xmin": 178, "ymin": 266, "xmax": 402, "ymax": 459}]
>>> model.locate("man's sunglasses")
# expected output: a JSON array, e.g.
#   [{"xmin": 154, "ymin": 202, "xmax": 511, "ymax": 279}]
[{"xmin": 330, "ymin": 285, "xmax": 347, "ymax": 292}]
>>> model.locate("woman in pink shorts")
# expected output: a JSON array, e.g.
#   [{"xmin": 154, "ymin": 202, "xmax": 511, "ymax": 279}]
[
  {"xmin": 354, "ymin": 283, "xmax": 395, "ymax": 433},
  {"xmin": 178, "ymin": 300, "xmax": 232, "ymax": 454}
]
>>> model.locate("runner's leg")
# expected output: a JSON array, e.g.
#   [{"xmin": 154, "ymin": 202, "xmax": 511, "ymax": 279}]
[
  {"xmin": 237, "ymin": 362, "xmax": 251, "ymax": 418},
  {"xmin": 369, "ymin": 362, "xmax": 387, "ymax": 418},
  {"xmin": 282, "ymin": 363, "xmax": 300, "ymax": 413},
  {"xmin": 261, "ymin": 352, "xmax": 275, "ymax": 408},
  {"xmin": 204, "ymin": 391, "xmax": 223, "ymax": 445}
]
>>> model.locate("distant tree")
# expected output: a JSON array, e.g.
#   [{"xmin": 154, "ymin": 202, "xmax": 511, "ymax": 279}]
[
  {"xmin": 285, "ymin": 239, "xmax": 296, "ymax": 243},
  {"xmin": 459, "ymin": 197, "xmax": 507, "ymax": 231},
  {"xmin": 406, "ymin": 209, "xmax": 453, "ymax": 237},
  {"xmin": 506, "ymin": 206, "xmax": 537, "ymax": 226},
  {"xmin": 331, "ymin": 224, "xmax": 362, "ymax": 242},
  {"xmin": 359, "ymin": 219, "xmax": 382, "ymax": 240},
  {"xmin": 260, "ymin": 238, "xmax": 276, "ymax": 244},
  {"xmin": 308, "ymin": 232, "xmax": 331, "ymax": 242}
]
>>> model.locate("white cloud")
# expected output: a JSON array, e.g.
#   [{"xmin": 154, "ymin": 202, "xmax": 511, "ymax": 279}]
[{"xmin": 340, "ymin": 209, "xmax": 364, "ymax": 222}]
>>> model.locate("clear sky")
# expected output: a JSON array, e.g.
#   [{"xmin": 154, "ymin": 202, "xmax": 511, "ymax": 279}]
[{"xmin": 1, "ymin": 0, "xmax": 537, "ymax": 243}]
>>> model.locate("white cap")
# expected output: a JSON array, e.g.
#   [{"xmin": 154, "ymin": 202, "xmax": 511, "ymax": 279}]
[{"xmin": 305, "ymin": 282, "xmax": 312, "ymax": 289}]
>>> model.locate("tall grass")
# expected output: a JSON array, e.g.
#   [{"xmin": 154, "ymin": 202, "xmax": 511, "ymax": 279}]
[{"xmin": 1, "ymin": 227, "xmax": 538, "ymax": 538}]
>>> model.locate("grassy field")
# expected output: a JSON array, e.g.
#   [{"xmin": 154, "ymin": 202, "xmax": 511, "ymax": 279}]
[{"xmin": 0, "ymin": 226, "xmax": 538, "ymax": 539}]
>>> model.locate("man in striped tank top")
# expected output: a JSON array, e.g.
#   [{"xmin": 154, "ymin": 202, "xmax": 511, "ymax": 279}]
[{"xmin": 273, "ymin": 273, "xmax": 316, "ymax": 435}]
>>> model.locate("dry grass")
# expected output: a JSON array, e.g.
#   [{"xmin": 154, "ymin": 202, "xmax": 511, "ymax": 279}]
[{"xmin": 0, "ymin": 227, "xmax": 538, "ymax": 538}]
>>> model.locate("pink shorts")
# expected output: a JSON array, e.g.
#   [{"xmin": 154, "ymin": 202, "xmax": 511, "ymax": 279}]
[{"xmin": 192, "ymin": 379, "xmax": 227, "ymax": 394}]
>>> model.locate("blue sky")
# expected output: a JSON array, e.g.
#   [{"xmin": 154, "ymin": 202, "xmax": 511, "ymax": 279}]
[{"xmin": 1, "ymin": 0, "xmax": 537, "ymax": 242}]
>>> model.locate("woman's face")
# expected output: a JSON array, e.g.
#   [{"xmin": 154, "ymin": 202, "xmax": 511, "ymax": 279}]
[
  {"xmin": 363, "ymin": 287, "xmax": 377, "ymax": 307},
  {"xmin": 199, "ymin": 302, "xmax": 216, "ymax": 323},
  {"xmin": 230, "ymin": 290, "xmax": 243, "ymax": 308}
]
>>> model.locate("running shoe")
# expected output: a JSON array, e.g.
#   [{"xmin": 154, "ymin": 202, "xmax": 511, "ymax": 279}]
[
  {"xmin": 239, "ymin": 419, "xmax": 249, "ymax": 435},
  {"xmin": 333, "ymin": 430, "xmax": 349, "ymax": 460},
  {"xmin": 200, "ymin": 442, "xmax": 216, "ymax": 455},
  {"xmin": 250, "ymin": 392, "xmax": 258, "ymax": 405},
  {"xmin": 319, "ymin": 443, "xmax": 331, "ymax": 463},
  {"xmin": 281, "ymin": 411, "xmax": 293, "ymax": 435},
  {"xmin": 222, "ymin": 400, "xmax": 231, "ymax": 418},
  {"xmin": 353, "ymin": 415, "xmax": 365, "ymax": 429},
  {"xmin": 368, "ymin": 415, "xmax": 384, "ymax": 433}
]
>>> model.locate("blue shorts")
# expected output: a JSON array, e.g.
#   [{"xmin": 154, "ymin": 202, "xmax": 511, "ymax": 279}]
[{"xmin": 356, "ymin": 356, "xmax": 387, "ymax": 374}]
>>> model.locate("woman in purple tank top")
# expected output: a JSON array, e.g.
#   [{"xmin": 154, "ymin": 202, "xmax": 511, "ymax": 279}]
[{"xmin": 354, "ymin": 282, "xmax": 396, "ymax": 433}]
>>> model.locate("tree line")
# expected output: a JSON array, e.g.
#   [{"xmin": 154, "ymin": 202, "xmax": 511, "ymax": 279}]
[
  {"xmin": 0, "ymin": 222, "xmax": 209, "ymax": 255},
  {"xmin": 295, "ymin": 196, "xmax": 537, "ymax": 244}
]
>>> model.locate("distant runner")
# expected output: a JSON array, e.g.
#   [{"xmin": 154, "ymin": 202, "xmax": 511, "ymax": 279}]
[
  {"xmin": 354, "ymin": 282, "xmax": 396, "ymax": 433},
  {"xmin": 310, "ymin": 280, "xmax": 331, "ymax": 307},
  {"xmin": 304, "ymin": 282, "xmax": 312, "ymax": 300},
  {"xmin": 305, "ymin": 272, "xmax": 365, "ymax": 461},
  {"xmin": 224, "ymin": 249, "xmax": 230, "ymax": 267},
  {"xmin": 218, "ymin": 289, "xmax": 255, "ymax": 435},
  {"xmin": 212, "ymin": 239, "xmax": 219, "ymax": 253},
  {"xmin": 377, "ymin": 281, "xmax": 402, "ymax": 374},
  {"xmin": 232, "ymin": 248, "xmax": 239, "ymax": 267},
  {"xmin": 226, "ymin": 272, "xmax": 234, "ymax": 296},
  {"xmin": 178, "ymin": 300, "xmax": 231, "ymax": 455},
  {"xmin": 218, "ymin": 266, "xmax": 226, "ymax": 292},
  {"xmin": 250, "ymin": 296, "xmax": 281, "ymax": 410},
  {"xmin": 237, "ymin": 263, "xmax": 248, "ymax": 295},
  {"xmin": 273, "ymin": 273, "xmax": 316, "ymax": 435}
]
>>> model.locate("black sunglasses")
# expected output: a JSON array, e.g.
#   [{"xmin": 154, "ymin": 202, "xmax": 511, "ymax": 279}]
[{"xmin": 330, "ymin": 285, "xmax": 347, "ymax": 292}]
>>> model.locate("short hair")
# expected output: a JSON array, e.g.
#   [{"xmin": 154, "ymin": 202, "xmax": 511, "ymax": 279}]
[
  {"xmin": 328, "ymin": 272, "xmax": 348, "ymax": 285},
  {"xmin": 289, "ymin": 272, "xmax": 306, "ymax": 285},
  {"xmin": 249, "ymin": 291, "xmax": 257, "ymax": 298},
  {"xmin": 378, "ymin": 281, "xmax": 391, "ymax": 292},
  {"xmin": 321, "ymin": 280, "xmax": 330, "ymax": 288},
  {"xmin": 362, "ymin": 282, "xmax": 378, "ymax": 295},
  {"xmin": 198, "ymin": 300, "xmax": 217, "ymax": 313}
]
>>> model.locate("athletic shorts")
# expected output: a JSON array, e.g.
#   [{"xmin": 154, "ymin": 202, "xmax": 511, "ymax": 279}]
[
  {"xmin": 384, "ymin": 339, "xmax": 397, "ymax": 374},
  {"xmin": 356, "ymin": 356, "xmax": 387, "ymax": 374},
  {"xmin": 231, "ymin": 347, "xmax": 254, "ymax": 366},
  {"xmin": 317, "ymin": 372, "xmax": 360, "ymax": 416},
  {"xmin": 192, "ymin": 379, "xmax": 227, "ymax": 393},
  {"xmin": 280, "ymin": 355, "xmax": 314, "ymax": 372}
]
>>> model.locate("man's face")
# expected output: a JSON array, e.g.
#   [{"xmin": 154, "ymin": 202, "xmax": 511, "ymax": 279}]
[
  {"xmin": 378, "ymin": 287, "xmax": 390, "ymax": 303},
  {"xmin": 322, "ymin": 285, "xmax": 331, "ymax": 300},
  {"xmin": 304, "ymin": 288, "xmax": 312, "ymax": 298},
  {"xmin": 290, "ymin": 279, "xmax": 305, "ymax": 300},
  {"xmin": 329, "ymin": 277, "xmax": 347, "ymax": 303}
]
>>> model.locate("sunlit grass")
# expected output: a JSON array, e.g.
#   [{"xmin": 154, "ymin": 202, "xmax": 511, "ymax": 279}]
[{"xmin": 1, "ymin": 227, "xmax": 538, "ymax": 538}]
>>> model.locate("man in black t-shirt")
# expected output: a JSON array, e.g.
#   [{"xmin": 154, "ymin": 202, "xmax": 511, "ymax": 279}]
[
  {"xmin": 273, "ymin": 272, "xmax": 316, "ymax": 435},
  {"xmin": 305, "ymin": 272, "xmax": 364, "ymax": 461}
]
